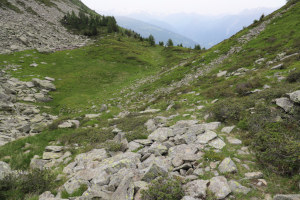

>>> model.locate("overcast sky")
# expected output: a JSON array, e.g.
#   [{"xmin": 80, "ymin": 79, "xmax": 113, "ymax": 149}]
[{"xmin": 81, "ymin": 0, "xmax": 286, "ymax": 15}]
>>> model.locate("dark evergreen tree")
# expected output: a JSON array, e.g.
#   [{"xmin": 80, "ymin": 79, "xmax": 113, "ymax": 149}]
[
  {"xmin": 148, "ymin": 34, "xmax": 155, "ymax": 46},
  {"xmin": 194, "ymin": 44, "xmax": 201, "ymax": 50},
  {"xmin": 167, "ymin": 39, "xmax": 173, "ymax": 47}
]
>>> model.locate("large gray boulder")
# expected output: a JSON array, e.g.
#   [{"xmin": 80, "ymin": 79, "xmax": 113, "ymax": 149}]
[
  {"xmin": 208, "ymin": 176, "xmax": 231, "ymax": 199},
  {"xmin": 288, "ymin": 90, "xmax": 300, "ymax": 103},
  {"xmin": 218, "ymin": 158, "xmax": 237, "ymax": 173},
  {"xmin": 0, "ymin": 161, "xmax": 11, "ymax": 180},
  {"xmin": 183, "ymin": 180, "xmax": 209, "ymax": 198},
  {"xmin": 275, "ymin": 97, "xmax": 294, "ymax": 112}
]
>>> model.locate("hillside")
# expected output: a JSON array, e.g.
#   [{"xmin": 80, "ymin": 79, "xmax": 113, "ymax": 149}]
[
  {"xmin": 0, "ymin": 0, "xmax": 300, "ymax": 200},
  {"xmin": 115, "ymin": 16, "xmax": 198, "ymax": 47}
]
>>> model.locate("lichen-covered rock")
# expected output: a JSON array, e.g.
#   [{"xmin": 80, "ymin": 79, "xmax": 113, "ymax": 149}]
[
  {"xmin": 208, "ymin": 176, "xmax": 231, "ymax": 199},
  {"xmin": 218, "ymin": 158, "xmax": 237, "ymax": 173}
]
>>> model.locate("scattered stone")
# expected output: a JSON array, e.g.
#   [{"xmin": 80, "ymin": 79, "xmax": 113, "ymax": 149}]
[
  {"xmin": 227, "ymin": 137, "xmax": 242, "ymax": 145},
  {"xmin": 217, "ymin": 71, "xmax": 227, "ymax": 77},
  {"xmin": 85, "ymin": 113, "xmax": 101, "ymax": 119},
  {"xmin": 271, "ymin": 63, "xmax": 284, "ymax": 70},
  {"xmin": 245, "ymin": 172, "xmax": 263, "ymax": 179}
]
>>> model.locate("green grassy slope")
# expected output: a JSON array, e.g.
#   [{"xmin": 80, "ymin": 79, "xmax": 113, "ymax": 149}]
[{"xmin": 0, "ymin": 34, "xmax": 197, "ymax": 170}]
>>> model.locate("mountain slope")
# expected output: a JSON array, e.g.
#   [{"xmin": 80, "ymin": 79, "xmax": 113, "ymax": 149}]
[
  {"xmin": 115, "ymin": 16, "xmax": 198, "ymax": 47},
  {"xmin": 0, "ymin": 0, "xmax": 299, "ymax": 199},
  {"xmin": 0, "ymin": 0, "xmax": 90, "ymax": 54}
]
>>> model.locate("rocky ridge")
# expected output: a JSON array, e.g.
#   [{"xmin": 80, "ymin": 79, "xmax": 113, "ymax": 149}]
[{"xmin": 0, "ymin": 0, "xmax": 90, "ymax": 54}]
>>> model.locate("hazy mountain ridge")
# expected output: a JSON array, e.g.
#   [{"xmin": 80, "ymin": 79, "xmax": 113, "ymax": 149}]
[
  {"xmin": 115, "ymin": 16, "xmax": 198, "ymax": 47},
  {"xmin": 126, "ymin": 7, "xmax": 276, "ymax": 47}
]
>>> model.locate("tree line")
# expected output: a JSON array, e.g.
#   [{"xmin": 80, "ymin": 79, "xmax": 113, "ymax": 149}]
[{"xmin": 61, "ymin": 10, "xmax": 119, "ymax": 36}]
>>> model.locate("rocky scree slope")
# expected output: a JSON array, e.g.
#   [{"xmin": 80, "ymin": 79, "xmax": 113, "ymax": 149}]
[{"xmin": 0, "ymin": 0, "xmax": 89, "ymax": 54}]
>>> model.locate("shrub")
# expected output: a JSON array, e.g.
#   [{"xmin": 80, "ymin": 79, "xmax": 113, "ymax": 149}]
[
  {"xmin": 209, "ymin": 99, "xmax": 250, "ymax": 123},
  {"xmin": 59, "ymin": 128, "xmax": 114, "ymax": 145},
  {"xmin": 141, "ymin": 177, "xmax": 184, "ymax": 200},
  {"xmin": 0, "ymin": 169, "xmax": 55, "ymax": 199},
  {"xmin": 104, "ymin": 141, "xmax": 123, "ymax": 152},
  {"xmin": 253, "ymin": 122, "xmax": 300, "ymax": 175},
  {"xmin": 287, "ymin": 70, "xmax": 300, "ymax": 83},
  {"xmin": 235, "ymin": 78, "xmax": 262, "ymax": 96}
]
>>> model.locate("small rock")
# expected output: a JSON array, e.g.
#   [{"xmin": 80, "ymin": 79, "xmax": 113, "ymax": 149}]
[{"xmin": 245, "ymin": 172, "xmax": 263, "ymax": 179}]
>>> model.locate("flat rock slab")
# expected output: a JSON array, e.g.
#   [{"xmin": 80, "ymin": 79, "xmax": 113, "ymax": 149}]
[
  {"xmin": 245, "ymin": 172, "xmax": 263, "ymax": 179},
  {"xmin": 196, "ymin": 130, "xmax": 217, "ymax": 144},
  {"xmin": 227, "ymin": 137, "xmax": 242, "ymax": 145}
]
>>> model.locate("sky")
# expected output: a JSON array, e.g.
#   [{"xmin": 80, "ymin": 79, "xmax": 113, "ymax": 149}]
[{"xmin": 81, "ymin": 0, "xmax": 286, "ymax": 16}]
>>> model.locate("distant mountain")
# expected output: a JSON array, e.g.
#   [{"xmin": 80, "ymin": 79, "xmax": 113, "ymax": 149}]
[
  {"xmin": 127, "ymin": 8, "xmax": 276, "ymax": 48},
  {"xmin": 115, "ymin": 16, "xmax": 198, "ymax": 48}
]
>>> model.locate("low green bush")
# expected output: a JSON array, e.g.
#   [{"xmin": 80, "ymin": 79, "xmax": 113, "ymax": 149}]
[
  {"xmin": 209, "ymin": 98, "xmax": 253, "ymax": 123},
  {"xmin": 141, "ymin": 177, "xmax": 184, "ymax": 200},
  {"xmin": 253, "ymin": 122, "xmax": 300, "ymax": 175},
  {"xmin": 287, "ymin": 70, "xmax": 300, "ymax": 83},
  {"xmin": 0, "ymin": 169, "xmax": 55, "ymax": 200}
]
